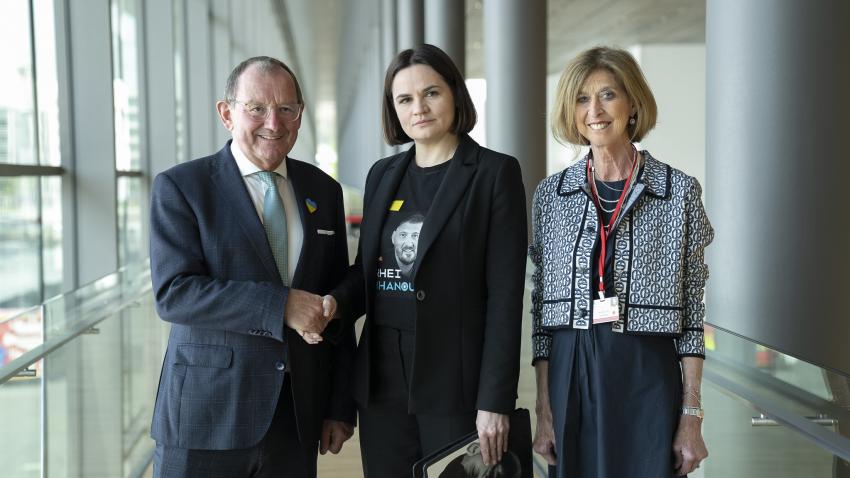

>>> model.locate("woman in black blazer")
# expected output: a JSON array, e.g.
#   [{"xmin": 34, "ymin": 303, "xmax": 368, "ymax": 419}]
[{"xmin": 327, "ymin": 44, "xmax": 527, "ymax": 476}]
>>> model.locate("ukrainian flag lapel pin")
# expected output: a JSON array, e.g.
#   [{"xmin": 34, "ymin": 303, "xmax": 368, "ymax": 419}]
[{"xmin": 305, "ymin": 198, "xmax": 318, "ymax": 213}]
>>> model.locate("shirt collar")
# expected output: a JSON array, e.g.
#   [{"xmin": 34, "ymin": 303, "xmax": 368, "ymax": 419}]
[
  {"xmin": 558, "ymin": 149, "xmax": 668, "ymax": 198},
  {"xmin": 230, "ymin": 142, "xmax": 288, "ymax": 179}
]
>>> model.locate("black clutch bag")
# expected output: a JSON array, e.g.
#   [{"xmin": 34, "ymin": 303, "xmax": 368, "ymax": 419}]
[{"xmin": 413, "ymin": 408, "xmax": 533, "ymax": 478}]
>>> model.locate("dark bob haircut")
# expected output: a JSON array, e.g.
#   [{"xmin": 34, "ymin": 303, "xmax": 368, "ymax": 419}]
[{"xmin": 381, "ymin": 44, "xmax": 477, "ymax": 145}]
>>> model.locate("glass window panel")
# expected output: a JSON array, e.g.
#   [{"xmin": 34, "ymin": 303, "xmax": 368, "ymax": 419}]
[
  {"xmin": 117, "ymin": 176, "xmax": 144, "ymax": 266},
  {"xmin": 111, "ymin": 0, "xmax": 141, "ymax": 172},
  {"xmin": 0, "ymin": 0, "xmax": 36, "ymax": 165},
  {"xmin": 42, "ymin": 176, "xmax": 62, "ymax": 298},
  {"xmin": 0, "ymin": 360, "xmax": 43, "ymax": 478},
  {"xmin": 174, "ymin": 0, "xmax": 187, "ymax": 164},
  {"xmin": 33, "ymin": 0, "xmax": 61, "ymax": 167},
  {"xmin": 0, "ymin": 177, "xmax": 43, "ymax": 310}
]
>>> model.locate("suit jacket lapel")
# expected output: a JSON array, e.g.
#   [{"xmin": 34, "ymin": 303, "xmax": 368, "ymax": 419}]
[
  {"xmin": 361, "ymin": 148, "xmax": 413, "ymax": 287},
  {"xmin": 209, "ymin": 145, "xmax": 280, "ymax": 281},
  {"xmin": 412, "ymin": 135, "xmax": 479, "ymax": 280},
  {"xmin": 286, "ymin": 158, "xmax": 311, "ymax": 288}
]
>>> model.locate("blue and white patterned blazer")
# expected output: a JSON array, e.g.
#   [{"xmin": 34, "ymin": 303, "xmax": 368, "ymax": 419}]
[{"xmin": 529, "ymin": 151, "xmax": 714, "ymax": 362}]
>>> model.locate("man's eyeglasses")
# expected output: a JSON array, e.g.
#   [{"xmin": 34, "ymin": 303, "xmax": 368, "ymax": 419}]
[{"xmin": 229, "ymin": 100, "xmax": 302, "ymax": 122}]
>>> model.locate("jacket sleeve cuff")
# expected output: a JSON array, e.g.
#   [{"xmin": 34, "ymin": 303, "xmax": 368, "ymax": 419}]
[
  {"xmin": 326, "ymin": 399, "xmax": 357, "ymax": 425},
  {"xmin": 676, "ymin": 328, "xmax": 705, "ymax": 357},
  {"xmin": 532, "ymin": 332, "xmax": 552, "ymax": 365}
]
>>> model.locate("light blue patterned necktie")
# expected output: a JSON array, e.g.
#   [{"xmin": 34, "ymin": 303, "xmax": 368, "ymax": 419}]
[{"xmin": 256, "ymin": 171, "xmax": 289, "ymax": 285}]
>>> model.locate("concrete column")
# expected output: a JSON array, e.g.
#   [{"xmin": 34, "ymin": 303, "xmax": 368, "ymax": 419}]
[
  {"xmin": 144, "ymin": 0, "xmax": 177, "ymax": 176},
  {"xmin": 397, "ymin": 0, "xmax": 423, "ymax": 50},
  {"xmin": 185, "ymin": 0, "xmax": 216, "ymax": 158},
  {"xmin": 381, "ymin": 0, "xmax": 398, "ymax": 156},
  {"xmin": 424, "ymin": 0, "xmax": 464, "ymax": 73},
  {"xmin": 382, "ymin": 0, "xmax": 397, "ymax": 63},
  {"xmin": 484, "ymin": 0, "xmax": 546, "ymax": 224},
  {"xmin": 210, "ymin": 0, "xmax": 233, "ymax": 146},
  {"xmin": 66, "ymin": 0, "xmax": 118, "ymax": 283},
  {"xmin": 337, "ymin": 0, "xmax": 384, "ymax": 188},
  {"xmin": 63, "ymin": 2, "xmax": 122, "ymax": 476},
  {"xmin": 705, "ymin": 0, "xmax": 850, "ymax": 373}
]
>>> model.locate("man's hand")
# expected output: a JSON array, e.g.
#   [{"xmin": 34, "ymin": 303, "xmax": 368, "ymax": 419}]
[
  {"xmin": 319, "ymin": 420, "xmax": 354, "ymax": 455},
  {"xmin": 284, "ymin": 289, "xmax": 328, "ymax": 342},
  {"xmin": 476, "ymin": 410, "xmax": 510, "ymax": 466},
  {"xmin": 297, "ymin": 295, "xmax": 339, "ymax": 345}
]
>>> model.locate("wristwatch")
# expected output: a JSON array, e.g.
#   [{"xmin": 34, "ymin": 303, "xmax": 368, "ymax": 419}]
[{"xmin": 681, "ymin": 406, "xmax": 704, "ymax": 419}]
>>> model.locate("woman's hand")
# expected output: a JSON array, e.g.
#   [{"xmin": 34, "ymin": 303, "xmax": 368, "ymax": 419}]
[
  {"xmin": 476, "ymin": 410, "xmax": 510, "ymax": 466},
  {"xmin": 673, "ymin": 415, "xmax": 708, "ymax": 475},
  {"xmin": 296, "ymin": 295, "xmax": 338, "ymax": 345},
  {"xmin": 533, "ymin": 402, "xmax": 557, "ymax": 465}
]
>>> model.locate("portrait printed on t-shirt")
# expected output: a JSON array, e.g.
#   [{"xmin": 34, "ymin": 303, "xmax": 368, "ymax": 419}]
[{"xmin": 376, "ymin": 213, "xmax": 425, "ymax": 293}]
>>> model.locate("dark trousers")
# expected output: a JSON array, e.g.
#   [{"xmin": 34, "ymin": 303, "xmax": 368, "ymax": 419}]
[
  {"xmin": 359, "ymin": 326, "xmax": 477, "ymax": 477},
  {"xmin": 154, "ymin": 375, "xmax": 313, "ymax": 478}
]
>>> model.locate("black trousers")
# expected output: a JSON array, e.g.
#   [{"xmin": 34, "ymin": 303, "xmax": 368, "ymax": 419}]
[
  {"xmin": 359, "ymin": 326, "xmax": 477, "ymax": 477},
  {"xmin": 154, "ymin": 375, "xmax": 313, "ymax": 478}
]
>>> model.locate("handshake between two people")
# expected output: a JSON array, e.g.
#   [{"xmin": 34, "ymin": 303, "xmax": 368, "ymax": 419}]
[{"xmin": 283, "ymin": 289, "xmax": 339, "ymax": 345}]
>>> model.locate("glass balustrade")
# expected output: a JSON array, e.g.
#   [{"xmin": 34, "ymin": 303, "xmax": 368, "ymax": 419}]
[
  {"xmin": 4, "ymin": 261, "xmax": 850, "ymax": 477},
  {"xmin": 0, "ymin": 260, "xmax": 167, "ymax": 478},
  {"xmin": 698, "ymin": 324, "xmax": 850, "ymax": 478}
]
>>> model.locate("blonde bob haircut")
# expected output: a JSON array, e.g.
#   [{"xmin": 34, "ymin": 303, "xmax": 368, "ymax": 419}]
[{"xmin": 552, "ymin": 47, "xmax": 657, "ymax": 146}]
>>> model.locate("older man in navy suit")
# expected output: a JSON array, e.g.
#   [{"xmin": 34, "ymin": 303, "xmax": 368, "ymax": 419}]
[{"xmin": 149, "ymin": 56, "xmax": 355, "ymax": 478}]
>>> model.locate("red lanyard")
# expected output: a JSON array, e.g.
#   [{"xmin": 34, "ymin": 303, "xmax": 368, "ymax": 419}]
[{"xmin": 587, "ymin": 150, "xmax": 639, "ymax": 296}]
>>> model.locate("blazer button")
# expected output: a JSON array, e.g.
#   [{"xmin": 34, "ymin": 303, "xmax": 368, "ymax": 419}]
[
  {"xmin": 579, "ymin": 307, "xmax": 588, "ymax": 317},
  {"xmin": 416, "ymin": 290, "xmax": 426, "ymax": 301},
  {"xmin": 275, "ymin": 361, "xmax": 286, "ymax": 371}
]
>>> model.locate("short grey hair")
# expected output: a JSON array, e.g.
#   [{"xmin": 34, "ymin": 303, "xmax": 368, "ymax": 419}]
[{"xmin": 223, "ymin": 56, "xmax": 303, "ymax": 104}]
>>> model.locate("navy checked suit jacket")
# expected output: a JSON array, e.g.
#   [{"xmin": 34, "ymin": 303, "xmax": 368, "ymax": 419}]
[{"xmin": 149, "ymin": 141, "xmax": 355, "ymax": 452}]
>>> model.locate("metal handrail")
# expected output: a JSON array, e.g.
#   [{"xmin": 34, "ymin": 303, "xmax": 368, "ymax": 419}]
[
  {"xmin": 704, "ymin": 368, "xmax": 850, "ymax": 463},
  {"xmin": 0, "ymin": 262, "xmax": 152, "ymax": 385},
  {"xmin": 706, "ymin": 349, "xmax": 850, "ymax": 427},
  {"xmin": 702, "ymin": 323, "xmax": 850, "ymax": 463},
  {"xmin": 0, "ymin": 290, "xmax": 149, "ymax": 385}
]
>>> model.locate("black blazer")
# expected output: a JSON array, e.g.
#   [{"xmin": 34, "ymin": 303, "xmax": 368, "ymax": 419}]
[
  {"xmin": 332, "ymin": 135, "xmax": 527, "ymax": 415},
  {"xmin": 149, "ymin": 141, "xmax": 355, "ymax": 452}
]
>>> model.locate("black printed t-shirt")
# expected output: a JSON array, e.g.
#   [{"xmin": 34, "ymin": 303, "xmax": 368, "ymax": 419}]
[{"xmin": 373, "ymin": 158, "xmax": 451, "ymax": 331}]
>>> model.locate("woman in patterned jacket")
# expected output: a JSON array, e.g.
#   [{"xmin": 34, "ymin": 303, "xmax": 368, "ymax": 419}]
[{"xmin": 530, "ymin": 47, "xmax": 713, "ymax": 477}]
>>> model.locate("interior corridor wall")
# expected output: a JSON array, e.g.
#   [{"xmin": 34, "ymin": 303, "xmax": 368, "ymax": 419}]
[{"xmin": 637, "ymin": 44, "xmax": 706, "ymax": 188}]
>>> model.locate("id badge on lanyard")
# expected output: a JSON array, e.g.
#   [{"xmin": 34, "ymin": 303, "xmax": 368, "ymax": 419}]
[
  {"xmin": 593, "ymin": 293, "xmax": 620, "ymax": 324},
  {"xmin": 586, "ymin": 151, "xmax": 638, "ymax": 328}
]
